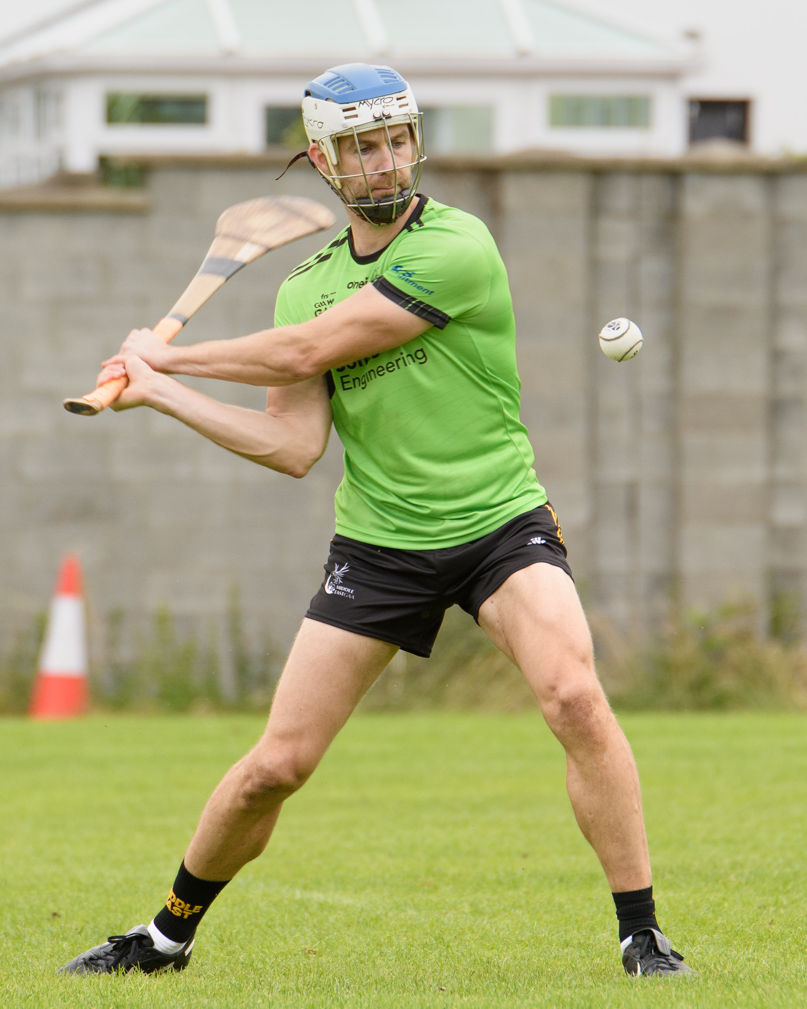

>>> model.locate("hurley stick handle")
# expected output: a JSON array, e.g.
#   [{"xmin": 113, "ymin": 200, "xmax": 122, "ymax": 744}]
[{"xmin": 63, "ymin": 316, "xmax": 184, "ymax": 415}]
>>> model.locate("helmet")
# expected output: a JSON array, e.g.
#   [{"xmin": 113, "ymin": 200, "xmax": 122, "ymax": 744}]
[{"xmin": 302, "ymin": 63, "xmax": 426, "ymax": 225}]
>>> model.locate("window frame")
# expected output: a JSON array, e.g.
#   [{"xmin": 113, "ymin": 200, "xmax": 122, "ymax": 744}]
[
  {"xmin": 688, "ymin": 98, "xmax": 751, "ymax": 146},
  {"xmin": 105, "ymin": 93, "xmax": 209, "ymax": 126},
  {"xmin": 548, "ymin": 94, "xmax": 652, "ymax": 130}
]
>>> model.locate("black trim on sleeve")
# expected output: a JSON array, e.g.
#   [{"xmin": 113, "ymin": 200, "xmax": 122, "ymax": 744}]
[
  {"xmin": 325, "ymin": 370, "xmax": 336, "ymax": 398},
  {"xmin": 372, "ymin": 276, "xmax": 451, "ymax": 330}
]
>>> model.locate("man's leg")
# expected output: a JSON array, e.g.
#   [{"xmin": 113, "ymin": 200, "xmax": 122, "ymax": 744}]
[
  {"xmin": 478, "ymin": 563, "xmax": 647, "ymax": 891},
  {"xmin": 477, "ymin": 563, "xmax": 693, "ymax": 975},
  {"xmin": 185, "ymin": 618, "xmax": 396, "ymax": 879},
  {"xmin": 59, "ymin": 619, "xmax": 396, "ymax": 974}
]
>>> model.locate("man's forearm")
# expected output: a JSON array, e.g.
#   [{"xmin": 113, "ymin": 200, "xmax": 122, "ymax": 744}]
[
  {"xmin": 109, "ymin": 284, "xmax": 433, "ymax": 388},
  {"xmin": 164, "ymin": 326, "xmax": 310, "ymax": 386},
  {"xmin": 149, "ymin": 376, "xmax": 328, "ymax": 478}
]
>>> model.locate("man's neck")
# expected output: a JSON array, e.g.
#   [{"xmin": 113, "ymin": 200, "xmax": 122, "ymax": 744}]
[{"xmin": 347, "ymin": 198, "xmax": 419, "ymax": 257}]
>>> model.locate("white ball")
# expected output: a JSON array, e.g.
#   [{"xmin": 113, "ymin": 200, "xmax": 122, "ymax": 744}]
[{"xmin": 598, "ymin": 318, "xmax": 643, "ymax": 361}]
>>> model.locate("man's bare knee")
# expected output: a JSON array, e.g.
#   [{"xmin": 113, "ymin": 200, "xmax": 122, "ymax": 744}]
[
  {"xmin": 540, "ymin": 673, "xmax": 611, "ymax": 746},
  {"xmin": 236, "ymin": 751, "xmax": 313, "ymax": 810}
]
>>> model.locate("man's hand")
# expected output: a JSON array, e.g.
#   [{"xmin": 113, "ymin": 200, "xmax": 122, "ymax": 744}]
[
  {"xmin": 102, "ymin": 328, "xmax": 176, "ymax": 375},
  {"xmin": 95, "ymin": 355, "xmax": 172, "ymax": 411}
]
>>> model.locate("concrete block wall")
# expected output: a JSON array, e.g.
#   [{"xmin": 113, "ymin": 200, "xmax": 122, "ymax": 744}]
[{"xmin": 1, "ymin": 156, "xmax": 806, "ymax": 656}]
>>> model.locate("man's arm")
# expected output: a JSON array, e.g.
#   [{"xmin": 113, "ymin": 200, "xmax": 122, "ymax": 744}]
[
  {"xmin": 114, "ymin": 357, "xmax": 332, "ymax": 479},
  {"xmin": 100, "ymin": 284, "xmax": 432, "ymax": 388}
]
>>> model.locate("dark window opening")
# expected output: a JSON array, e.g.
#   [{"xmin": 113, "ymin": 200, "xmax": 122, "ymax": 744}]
[
  {"xmin": 689, "ymin": 100, "xmax": 750, "ymax": 144},
  {"xmin": 106, "ymin": 93, "xmax": 207, "ymax": 125}
]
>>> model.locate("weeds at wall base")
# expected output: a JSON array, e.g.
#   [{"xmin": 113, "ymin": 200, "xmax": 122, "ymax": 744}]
[
  {"xmin": 593, "ymin": 598, "xmax": 807, "ymax": 712},
  {"xmin": 2, "ymin": 597, "xmax": 807, "ymax": 715}
]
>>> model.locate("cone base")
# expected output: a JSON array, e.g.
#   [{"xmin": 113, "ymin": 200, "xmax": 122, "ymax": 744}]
[{"xmin": 29, "ymin": 674, "xmax": 89, "ymax": 720}]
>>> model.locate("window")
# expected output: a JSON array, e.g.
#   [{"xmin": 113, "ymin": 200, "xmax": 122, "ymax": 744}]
[
  {"xmin": 549, "ymin": 95, "xmax": 651, "ymax": 129},
  {"xmin": 265, "ymin": 107, "xmax": 307, "ymax": 149},
  {"xmin": 36, "ymin": 89, "xmax": 62, "ymax": 140},
  {"xmin": 421, "ymin": 107, "xmax": 493, "ymax": 154},
  {"xmin": 0, "ymin": 91, "xmax": 22, "ymax": 139},
  {"xmin": 689, "ymin": 100, "xmax": 749, "ymax": 145},
  {"xmin": 106, "ymin": 93, "xmax": 207, "ymax": 125}
]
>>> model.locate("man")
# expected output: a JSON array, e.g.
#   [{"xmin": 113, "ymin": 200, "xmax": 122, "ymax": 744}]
[{"xmin": 60, "ymin": 64, "xmax": 692, "ymax": 978}]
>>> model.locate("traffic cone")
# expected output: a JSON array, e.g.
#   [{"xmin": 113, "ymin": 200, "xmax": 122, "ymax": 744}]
[{"xmin": 29, "ymin": 555, "xmax": 89, "ymax": 720}]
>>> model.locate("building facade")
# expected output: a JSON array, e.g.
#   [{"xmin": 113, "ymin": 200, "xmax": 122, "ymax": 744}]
[{"xmin": 0, "ymin": 0, "xmax": 693, "ymax": 189}]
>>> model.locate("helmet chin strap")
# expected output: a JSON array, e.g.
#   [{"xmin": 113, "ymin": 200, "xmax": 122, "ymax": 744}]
[
  {"xmin": 350, "ymin": 187, "xmax": 415, "ymax": 225},
  {"xmin": 275, "ymin": 150, "xmax": 311, "ymax": 181}
]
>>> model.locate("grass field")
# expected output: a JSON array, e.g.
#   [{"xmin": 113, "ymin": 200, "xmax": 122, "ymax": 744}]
[{"xmin": 1, "ymin": 712, "xmax": 806, "ymax": 1008}]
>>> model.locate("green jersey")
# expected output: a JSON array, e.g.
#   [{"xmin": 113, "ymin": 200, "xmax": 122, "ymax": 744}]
[{"xmin": 274, "ymin": 196, "xmax": 546, "ymax": 549}]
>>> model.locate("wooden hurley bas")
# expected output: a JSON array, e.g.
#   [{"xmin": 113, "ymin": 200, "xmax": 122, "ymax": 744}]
[{"xmin": 63, "ymin": 195, "xmax": 336, "ymax": 416}]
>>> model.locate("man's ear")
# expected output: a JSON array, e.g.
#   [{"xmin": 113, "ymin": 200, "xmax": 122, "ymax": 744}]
[{"xmin": 308, "ymin": 143, "xmax": 328, "ymax": 173}]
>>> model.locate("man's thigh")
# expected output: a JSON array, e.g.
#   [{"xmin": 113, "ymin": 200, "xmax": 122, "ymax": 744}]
[
  {"xmin": 477, "ymin": 563, "xmax": 597, "ymax": 702},
  {"xmin": 258, "ymin": 618, "xmax": 396, "ymax": 768}
]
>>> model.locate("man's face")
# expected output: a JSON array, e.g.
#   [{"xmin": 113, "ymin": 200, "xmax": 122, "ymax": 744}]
[{"xmin": 311, "ymin": 123, "xmax": 416, "ymax": 203}]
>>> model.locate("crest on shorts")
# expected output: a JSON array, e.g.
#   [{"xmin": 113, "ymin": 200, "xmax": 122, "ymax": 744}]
[{"xmin": 324, "ymin": 562, "xmax": 354, "ymax": 599}]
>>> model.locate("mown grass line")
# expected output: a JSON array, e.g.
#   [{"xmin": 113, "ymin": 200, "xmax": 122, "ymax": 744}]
[{"xmin": 1, "ymin": 712, "xmax": 805, "ymax": 1008}]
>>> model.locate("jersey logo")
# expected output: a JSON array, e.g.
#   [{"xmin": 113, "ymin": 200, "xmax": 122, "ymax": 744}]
[
  {"xmin": 314, "ymin": 292, "xmax": 336, "ymax": 316},
  {"xmin": 335, "ymin": 348, "xmax": 428, "ymax": 392},
  {"xmin": 390, "ymin": 264, "xmax": 435, "ymax": 296}
]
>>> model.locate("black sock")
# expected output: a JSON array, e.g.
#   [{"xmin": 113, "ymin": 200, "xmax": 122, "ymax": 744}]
[
  {"xmin": 151, "ymin": 861, "xmax": 230, "ymax": 944},
  {"xmin": 612, "ymin": 885, "xmax": 659, "ymax": 943}
]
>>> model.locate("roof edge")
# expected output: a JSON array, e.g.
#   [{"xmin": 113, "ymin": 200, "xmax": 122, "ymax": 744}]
[{"xmin": 0, "ymin": 52, "xmax": 697, "ymax": 84}]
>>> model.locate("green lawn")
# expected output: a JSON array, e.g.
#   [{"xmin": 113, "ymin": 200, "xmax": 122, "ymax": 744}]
[{"xmin": 1, "ymin": 713, "xmax": 805, "ymax": 1008}]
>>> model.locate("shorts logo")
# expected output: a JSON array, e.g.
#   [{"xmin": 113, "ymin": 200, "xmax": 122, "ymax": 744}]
[
  {"xmin": 324, "ymin": 562, "xmax": 355, "ymax": 599},
  {"xmin": 166, "ymin": 891, "xmax": 204, "ymax": 919},
  {"xmin": 528, "ymin": 536, "xmax": 547, "ymax": 546}
]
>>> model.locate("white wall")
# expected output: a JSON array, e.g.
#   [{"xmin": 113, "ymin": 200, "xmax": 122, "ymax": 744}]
[
  {"xmin": 411, "ymin": 75, "xmax": 685, "ymax": 157},
  {"xmin": 525, "ymin": 77, "xmax": 685, "ymax": 158},
  {"xmin": 2, "ymin": 69, "xmax": 687, "ymax": 186}
]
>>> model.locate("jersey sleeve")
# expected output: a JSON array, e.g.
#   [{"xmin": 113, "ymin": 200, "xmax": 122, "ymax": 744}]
[
  {"xmin": 372, "ymin": 222, "xmax": 492, "ymax": 330},
  {"xmin": 273, "ymin": 277, "xmax": 297, "ymax": 328}
]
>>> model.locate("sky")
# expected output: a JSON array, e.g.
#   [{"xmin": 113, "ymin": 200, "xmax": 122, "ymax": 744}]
[{"xmin": 0, "ymin": 0, "xmax": 76, "ymax": 42}]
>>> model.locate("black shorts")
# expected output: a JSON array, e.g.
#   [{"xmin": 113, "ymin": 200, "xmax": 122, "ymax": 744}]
[{"xmin": 306, "ymin": 504, "xmax": 572, "ymax": 658}]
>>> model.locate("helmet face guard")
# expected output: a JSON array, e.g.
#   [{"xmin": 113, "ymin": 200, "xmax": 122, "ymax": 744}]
[
  {"xmin": 317, "ymin": 114, "xmax": 425, "ymax": 225},
  {"xmin": 302, "ymin": 64, "xmax": 427, "ymax": 226}
]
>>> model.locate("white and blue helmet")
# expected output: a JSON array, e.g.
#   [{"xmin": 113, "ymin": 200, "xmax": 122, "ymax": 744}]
[{"xmin": 302, "ymin": 63, "xmax": 426, "ymax": 225}]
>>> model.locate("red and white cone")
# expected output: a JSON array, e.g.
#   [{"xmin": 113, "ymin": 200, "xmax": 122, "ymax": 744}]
[{"xmin": 28, "ymin": 555, "xmax": 89, "ymax": 720}]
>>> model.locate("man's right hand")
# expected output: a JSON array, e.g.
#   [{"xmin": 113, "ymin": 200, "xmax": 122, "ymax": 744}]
[
  {"xmin": 95, "ymin": 355, "xmax": 172, "ymax": 412},
  {"xmin": 102, "ymin": 327, "xmax": 176, "ymax": 375}
]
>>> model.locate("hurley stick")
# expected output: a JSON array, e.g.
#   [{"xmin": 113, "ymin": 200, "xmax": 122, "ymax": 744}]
[{"xmin": 63, "ymin": 195, "xmax": 336, "ymax": 415}]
